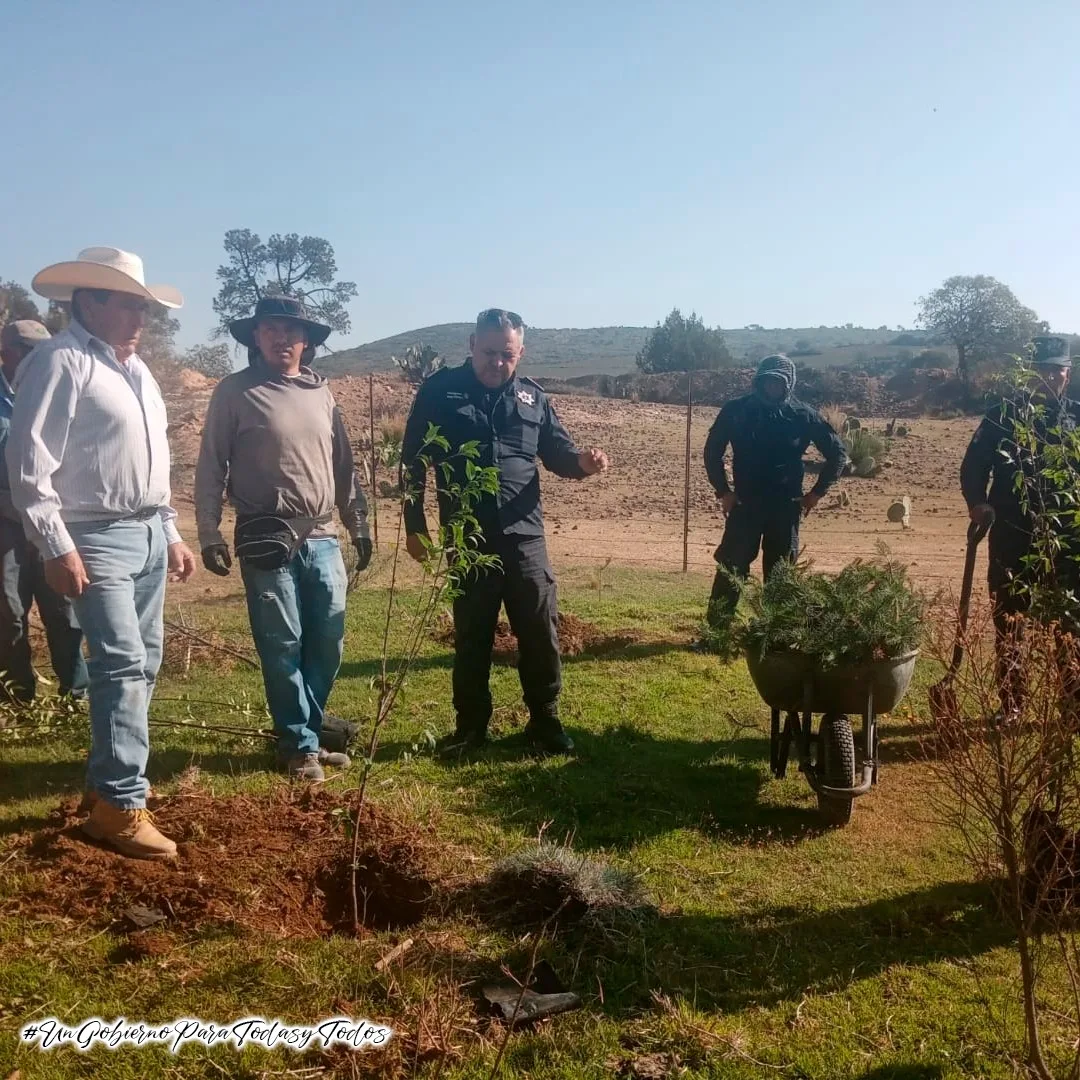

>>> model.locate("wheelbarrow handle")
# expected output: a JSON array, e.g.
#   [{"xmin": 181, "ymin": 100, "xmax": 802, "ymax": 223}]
[{"xmin": 949, "ymin": 511, "xmax": 995, "ymax": 671}]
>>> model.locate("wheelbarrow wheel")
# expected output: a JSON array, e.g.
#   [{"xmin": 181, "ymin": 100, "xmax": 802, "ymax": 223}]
[{"xmin": 817, "ymin": 713, "xmax": 855, "ymax": 827}]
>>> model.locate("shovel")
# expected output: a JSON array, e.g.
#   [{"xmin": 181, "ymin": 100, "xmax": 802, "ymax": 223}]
[{"xmin": 929, "ymin": 513, "xmax": 994, "ymax": 721}]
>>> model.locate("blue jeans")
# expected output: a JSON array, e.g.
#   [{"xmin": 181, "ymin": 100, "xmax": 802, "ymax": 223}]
[
  {"xmin": 69, "ymin": 516, "xmax": 166, "ymax": 809},
  {"xmin": 0, "ymin": 518, "xmax": 88, "ymax": 701},
  {"xmin": 241, "ymin": 538, "xmax": 347, "ymax": 756}
]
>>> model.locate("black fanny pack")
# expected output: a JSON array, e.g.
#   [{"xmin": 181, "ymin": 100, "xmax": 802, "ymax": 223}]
[{"xmin": 234, "ymin": 513, "xmax": 332, "ymax": 571}]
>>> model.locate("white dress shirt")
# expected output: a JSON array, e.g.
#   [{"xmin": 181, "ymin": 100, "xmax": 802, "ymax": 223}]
[{"xmin": 7, "ymin": 318, "xmax": 182, "ymax": 559}]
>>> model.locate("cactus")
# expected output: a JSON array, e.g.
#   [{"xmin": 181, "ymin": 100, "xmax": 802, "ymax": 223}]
[{"xmin": 393, "ymin": 343, "xmax": 444, "ymax": 385}]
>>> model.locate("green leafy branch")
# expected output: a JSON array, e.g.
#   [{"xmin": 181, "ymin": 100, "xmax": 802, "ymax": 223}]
[
  {"xmin": 996, "ymin": 360, "xmax": 1080, "ymax": 629},
  {"xmin": 349, "ymin": 422, "xmax": 500, "ymax": 933}
]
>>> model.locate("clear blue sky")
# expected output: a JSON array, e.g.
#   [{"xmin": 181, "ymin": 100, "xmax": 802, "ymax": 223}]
[{"xmin": 3, "ymin": 0, "xmax": 1078, "ymax": 350}]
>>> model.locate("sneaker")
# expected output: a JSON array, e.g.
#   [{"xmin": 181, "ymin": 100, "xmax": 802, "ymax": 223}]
[
  {"xmin": 284, "ymin": 753, "xmax": 325, "ymax": 782},
  {"xmin": 316, "ymin": 747, "xmax": 351, "ymax": 769},
  {"xmin": 524, "ymin": 723, "xmax": 575, "ymax": 755},
  {"xmin": 77, "ymin": 787, "xmax": 157, "ymax": 815},
  {"xmin": 82, "ymin": 802, "xmax": 177, "ymax": 861}
]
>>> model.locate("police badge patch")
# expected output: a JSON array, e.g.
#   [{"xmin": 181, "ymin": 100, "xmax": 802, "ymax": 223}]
[{"xmin": 516, "ymin": 388, "xmax": 535, "ymax": 406}]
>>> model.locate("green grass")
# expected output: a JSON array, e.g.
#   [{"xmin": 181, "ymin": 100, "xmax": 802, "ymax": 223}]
[{"xmin": 0, "ymin": 566, "xmax": 1046, "ymax": 1078}]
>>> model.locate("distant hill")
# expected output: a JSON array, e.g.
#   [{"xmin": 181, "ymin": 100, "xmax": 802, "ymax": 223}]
[{"xmin": 321, "ymin": 324, "xmax": 914, "ymax": 379}]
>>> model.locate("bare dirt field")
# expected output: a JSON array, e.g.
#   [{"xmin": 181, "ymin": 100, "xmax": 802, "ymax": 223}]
[{"xmin": 164, "ymin": 371, "xmax": 982, "ymax": 597}]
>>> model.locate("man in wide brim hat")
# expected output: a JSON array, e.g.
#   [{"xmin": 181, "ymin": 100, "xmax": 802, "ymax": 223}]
[
  {"xmin": 8, "ymin": 246, "xmax": 196, "ymax": 860},
  {"xmin": 196, "ymin": 292, "xmax": 370, "ymax": 783},
  {"xmin": 229, "ymin": 296, "xmax": 331, "ymax": 352}
]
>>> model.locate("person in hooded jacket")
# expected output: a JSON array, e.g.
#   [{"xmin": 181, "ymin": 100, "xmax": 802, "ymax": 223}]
[
  {"xmin": 704, "ymin": 354, "xmax": 847, "ymax": 621},
  {"xmin": 194, "ymin": 297, "xmax": 371, "ymax": 782}
]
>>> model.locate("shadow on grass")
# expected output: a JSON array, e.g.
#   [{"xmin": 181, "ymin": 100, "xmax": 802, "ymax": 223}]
[
  {"xmin": 0, "ymin": 747, "xmax": 272, "ymax": 812},
  {"xmin": 539, "ymin": 878, "xmax": 1010, "ymax": 1018},
  {"xmin": 338, "ymin": 639, "xmax": 690, "ymax": 682},
  {"xmin": 434, "ymin": 722, "xmax": 825, "ymax": 850},
  {"xmin": 653, "ymin": 879, "xmax": 1007, "ymax": 1011}
]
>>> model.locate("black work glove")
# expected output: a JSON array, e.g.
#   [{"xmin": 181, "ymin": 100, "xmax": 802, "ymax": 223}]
[
  {"xmin": 201, "ymin": 544, "xmax": 232, "ymax": 577},
  {"xmin": 353, "ymin": 536, "xmax": 373, "ymax": 572}
]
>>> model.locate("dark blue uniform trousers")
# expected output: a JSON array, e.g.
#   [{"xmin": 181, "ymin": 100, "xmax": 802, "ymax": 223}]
[
  {"xmin": 452, "ymin": 535, "xmax": 561, "ymax": 731},
  {"xmin": 710, "ymin": 498, "xmax": 801, "ymax": 615}
]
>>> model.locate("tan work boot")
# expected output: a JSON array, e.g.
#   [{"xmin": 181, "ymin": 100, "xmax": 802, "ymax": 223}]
[
  {"xmin": 77, "ymin": 787, "xmax": 157, "ymax": 815},
  {"xmin": 82, "ymin": 802, "xmax": 177, "ymax": 861},
  {"xmin": 284, "ymin": 753, "xmax": 325, "ymax": 782}
]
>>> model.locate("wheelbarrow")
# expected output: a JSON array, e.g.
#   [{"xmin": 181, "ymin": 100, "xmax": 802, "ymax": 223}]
[{"xmin": 746, "ymin": 648, "xmax": 919, "ymax": 826}]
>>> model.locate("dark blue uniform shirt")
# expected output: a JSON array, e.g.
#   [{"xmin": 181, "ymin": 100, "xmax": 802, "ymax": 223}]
[{"xmin": 401, "ymin": 361, "xmax": 586, "ymax": 541}]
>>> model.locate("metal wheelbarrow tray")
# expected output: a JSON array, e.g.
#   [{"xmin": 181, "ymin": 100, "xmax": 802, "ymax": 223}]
[{"xmin": 746, "ymin": 648, "xmax": 920, "ymax": 826}]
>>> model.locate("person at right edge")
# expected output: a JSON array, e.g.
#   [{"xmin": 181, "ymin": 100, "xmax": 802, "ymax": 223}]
[
  {"xmin": 400, "ymin": 308, "xmax": 609, "ymax": 755},
  {"xmin": 705, "ymin": 354, "xmax": 847, "ymax": 624},
  {"xmin": 960, "ymin": 334, "xmax": 1080, "ymax": 718}
]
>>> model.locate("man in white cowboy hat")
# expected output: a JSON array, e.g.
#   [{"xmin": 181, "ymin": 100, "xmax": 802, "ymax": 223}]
[
  {"xmin": 8, "ymin": 247, "xmax": 196, "ymax": 860},
  {"xmin": 194, "ymin": 295, "xmax": 371, "ymax": 783},
  {"xmin": 0, "ymin": 319, "xmax": 88, "ymax": 703}
]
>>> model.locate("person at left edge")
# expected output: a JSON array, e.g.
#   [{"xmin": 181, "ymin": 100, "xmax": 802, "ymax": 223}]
[
  {"xmin": 0, "ymin": 320, "xmax": 88, "ymax": 704},
  {"xmin": 9, "ymin": 247, "xmax": 197, "ymax": 861},
  {"xmin": 194, "ymin": 295, "xmax": 371, "ymax": 784}
]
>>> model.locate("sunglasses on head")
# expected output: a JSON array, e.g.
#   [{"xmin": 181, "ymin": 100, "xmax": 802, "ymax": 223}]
[{"xmin": 476, "ymin": 308, "xmax": 524, "ymax": 330}]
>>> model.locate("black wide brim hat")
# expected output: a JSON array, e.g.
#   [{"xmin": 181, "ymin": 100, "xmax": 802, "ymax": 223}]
[
  {"xmin": 229, "ymin": 295, "xmax": 332, "ymax": 349},
  {"xmin": 1032, "ymin": 335, "xmax": 1072, "ymax": 368}
]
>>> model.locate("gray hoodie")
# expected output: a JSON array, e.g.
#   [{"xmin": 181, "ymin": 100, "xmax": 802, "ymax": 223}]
[{"xmin": 194, "ymin": 362, "xmax": 369, "ymax": 550}]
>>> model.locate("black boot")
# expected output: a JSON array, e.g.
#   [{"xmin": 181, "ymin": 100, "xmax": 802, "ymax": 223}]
[
  {"xmin": 437, "ymin": 717, "xmax": 489, "ymax": 755},
  {"xmin": 524, "ymin": 708, "xmax": 574, "ymax": 755}
]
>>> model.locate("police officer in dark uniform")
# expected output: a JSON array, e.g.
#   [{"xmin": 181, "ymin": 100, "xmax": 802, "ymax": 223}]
[
  {"xmin": 401, "ymin": 308, "xmax": 609, "ymax": 753},
  {"xmin": 961, "ymin": 335, "xmax": 1080, "ymax": 711},
  {"xmin": 705, "ymin": 354, "xmax": 847, "ymax": 620}
]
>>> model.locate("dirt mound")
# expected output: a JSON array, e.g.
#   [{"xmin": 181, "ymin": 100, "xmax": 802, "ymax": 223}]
[
  {"xmin": 176, "ymin": 368, "xmax": 216, "ymax": 391},
  {"xmin": 559, "ymin": 367, "xmax": 897, "ymax": 416},
  {"xmin": 433, "ymin": 611, "xmax": 641, "ymax": 662},
  {"xmin": 14, "ymin": 788, "xmax": 450, "ymax": 937}
]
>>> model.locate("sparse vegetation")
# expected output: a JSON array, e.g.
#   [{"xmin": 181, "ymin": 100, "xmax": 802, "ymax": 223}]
[
  {"xmin": 821, "ymin": 404, "xmax": 847, "ymax": 436},
  {"xmin": 376, "ymin": 415, "xmax": 406, "ymax": 469},
  {"xmin": 844, "ymin": 426, "xmax": 886, "ymax": 477}
]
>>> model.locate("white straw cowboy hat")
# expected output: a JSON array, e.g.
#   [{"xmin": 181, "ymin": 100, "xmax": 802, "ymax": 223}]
[{"xmin": 31, "ymin": 247, "xmax": 183, "ymax": 309}]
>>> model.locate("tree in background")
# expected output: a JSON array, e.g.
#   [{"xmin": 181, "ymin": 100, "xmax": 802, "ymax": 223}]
[
  {"xmin": 182, "ymin": 343, "xmax": 233, "ymax": 379},
  {"xmin": 212, "ymin": 229, "xmax": 358, "ymax": 339},
  {"xmin": 635, "ymin": 308, "xmax": 732, "ymax": 373},
  {"xmin": 393, "ymin": 343, "xmax": 444, "ymax": 385},
  {"xmin": 917, "ymin": 275, "xmax": 1044, "ymax": 382},
  {"xmin": 0, "ymin": 281, "xmax": 40, "ymax": 326}
]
